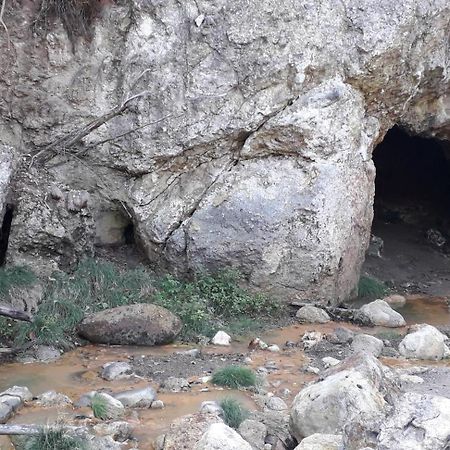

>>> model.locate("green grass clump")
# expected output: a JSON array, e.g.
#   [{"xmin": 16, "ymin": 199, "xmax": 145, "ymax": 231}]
[
  {"xmin": 358, "ymin": 275, "xmax": 388, "ymax": 299},
  {"xmin": 26, "ymin": 427, "xmax": 86, "ymax": 450},
  {"xmin": 14, "ymin": 260, "xmax": 279, "ymax": 348},
  {"xmin": 212, "ymin": 366, "xmax": 257, "ymax": 389},
  {"xmin": 154, "ymin": 270, "xmax": 278, "ymax": 340},
  {"xmin": 91, "ymin": 394, "xmax": 109, "ymax": 420},
  {"xmin": 219, "ymin": 397, "xmax": 249, "ymax": 429}
]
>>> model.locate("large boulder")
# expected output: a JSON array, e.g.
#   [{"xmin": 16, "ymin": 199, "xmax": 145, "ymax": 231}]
[
  {"xmin": 290, "ymin": 353, "xmax": 395, "ymax": 440},
  {"xmin": 195, "ymin": 423, "xmax": 253, "ymax": 450},
  {"xmin": 2, "ymin": 0, "xmax": 450, "ymax": 303},
  {"xmin": 378, "ymin": 392, "xmax": 450, "ymax": 450},
  {"xmin": 78, "ymin": 304, "xmax": 182, "ymax": 345},
  {"xmin": 359, "ymin": 300, "xmax": 406, "ymax": 327},
  {"xmin": 399, "ymin": 324, "xmax": 450, "ymax": 360}
]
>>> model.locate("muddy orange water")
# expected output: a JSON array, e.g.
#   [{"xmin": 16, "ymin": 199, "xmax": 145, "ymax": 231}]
[{"xmin": 0, "ymin": 296, "xmax": 448, "ymax": 449}]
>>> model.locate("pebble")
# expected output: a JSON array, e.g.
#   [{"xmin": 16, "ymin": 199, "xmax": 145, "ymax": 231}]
[
  {"xmin": 267, "ymin": 345, "xmax": 280, "ymax": 352},
  {"xmin": 151, "ymin": 400, "xmax": 165, "ymax": 409},
  {"xmin": 211, "ymin": 331, "xmax": 231, "ymax": 346}
]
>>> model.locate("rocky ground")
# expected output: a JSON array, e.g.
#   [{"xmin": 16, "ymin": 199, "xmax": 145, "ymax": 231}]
[{"xmin": 0, "ymin": 295, "xmax": 449, "ymax": 449}]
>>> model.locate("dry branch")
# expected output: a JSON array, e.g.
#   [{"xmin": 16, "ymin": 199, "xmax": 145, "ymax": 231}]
[{"xmin": 0, "ymin": 305, "xmax": 32, "ymax": 322}]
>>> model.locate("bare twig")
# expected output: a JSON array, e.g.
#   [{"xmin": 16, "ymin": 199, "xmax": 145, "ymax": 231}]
[
  {"xmin": 0, "ymin": 0, "xmax": 10, "ymax": 50},
  {"xmin": 0, "ymin": 305, "xmax": 32, "ymax": 322}
]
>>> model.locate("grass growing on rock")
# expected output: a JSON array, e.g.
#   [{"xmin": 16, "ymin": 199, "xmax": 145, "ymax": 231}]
[
  {"xmin": 26, "ymin": 427, "xmax": 86, "ymax": 450},
  {"xmin": 211, "ymin": 366, "xmax": 257, "ymax": 389},
  {"xmin": 91, "ymin": 393, "xmax": 109, "ymax": 420},
  {"xmin": 11, "ymin": 260, "xmax": 279, "ymax": 349},
  {"xmin": 220, "ymin": 397, "xmax": 249, "ymax": 429},
  {"xmin": 0, "ymin": 266, "xmax": 37, "ymax": 296},
  {"xmin": 358, "ymin": 275, "xmax": 388, "ymax": 300}
]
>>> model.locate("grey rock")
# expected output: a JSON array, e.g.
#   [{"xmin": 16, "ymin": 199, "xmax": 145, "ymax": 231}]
[
  {"xmin": 93, "ymin": 421, "xmax": 133, "ymax": 442},
  {"xmin": 327, "ymin": 328, "xmax": 354, "ymax": 345},
  {"xmin": 296, "ymin": 306, "xmax": 330, "ymax": 324},
  {"xmin": 1, "ymin": 386, "xmax": 32, "ymax": 402},
  {"xmin": 195, "ymin": 423, "xmax": 253, "ymax": 450},
  {"xmin": 360, "ymin": 300, "xmax": 406, "ymax": 328},
  {"xmin": 78, "ymin": 303, "xmax": 182, "ymax": 346},
  {"xmin": 399, "ymin": 324, "xmax": 450, "ymax": 360},
  {"xmin": 295, "ymin": 433, "xmax": 344, "ymax": 450},
  {"xmin": 0, "ymin": 395, "xmax": 23, "ymax": 423},
  {"xmin": 159, "ymin": 377, "xmax": 189, "ymax": 392},
  {"xmin": 351, "ymin": 334, "xmax": 384, "ymax": 357},
  {"xmin": 200, "ymin": 401, "xmax": 223, "ymax": 415},
  {"xmin": 92, "ymin": 393, "xmax": 125, "ymax": 420},
  {"xmin": 265, "ymin": 397, "xmax": 288, "ymax": 412},
  {"xmin": 101, "ymin": 361, "xmax": 133, "ymax": 381},
  {"xmin": 238, "ymin": 419, "xmax": 267, "ymax": 450},
  {"xmin": 36, "ymin": 391, "xmax": 73, "ymax": 407},
  {"xmin": 151, "ymin": 400, "xmax": 165, "ymax": 409},
  {"xmin": 113, "ymin": 386, "xmax": 157, "ymax": 408}
]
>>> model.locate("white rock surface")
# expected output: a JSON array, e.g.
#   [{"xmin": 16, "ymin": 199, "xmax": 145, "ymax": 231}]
[
  {"xmin": 195, "ymin": 423, "xmax": 253, "ymax": 450},
  {"xmin": 36, "ymin": 391, "xmax": 73, "ymax": 407},
  {"xmin": 295, "ymin": 433, "xmax": 344, "ymax": 450},
  {"xmin": 101, "ymin": 361, "xmax": 133, "ymax": 381},
  {"xmin": 296, "ymin": 306, "xmax": 330, "ymax": 324},
  {"xmin": 360, "ymin": 300, "xmax": 406, "ymax": 327},
  {"xmin": 113, "ymin": 386, "xmax": 157, "ymax": 408},
  {"xmin": 399, "ymin": 324, "xmax": 450, "ymax": 360},
  {"xmin": 378, "ymin": 392, "xmax": 450, "ymax": 450},
  {"xmin": 212, "ymin": 331, "xmax": 232, "ymax": 346},
  {"xmin": 351, "ymin": 334, "xmax": 384, "ymax": 357},
  {"xmin": 322, "ymin": 357, "xmax": 340, "ymax": 368}
]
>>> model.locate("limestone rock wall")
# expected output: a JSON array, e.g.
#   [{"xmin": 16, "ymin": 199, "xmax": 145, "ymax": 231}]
[{"xmin": 0, "ymin": 0, "xmax": 449, "ymax": 302}]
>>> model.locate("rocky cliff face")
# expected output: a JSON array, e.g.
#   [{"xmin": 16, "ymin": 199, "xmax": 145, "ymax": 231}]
[{"xmin": 0, "ymin": 0, "xmax": 449, "ymax": 303}]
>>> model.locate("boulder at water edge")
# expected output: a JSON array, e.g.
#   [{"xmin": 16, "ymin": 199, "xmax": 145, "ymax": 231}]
[{"xmin": 78, "ymin": 303, "xmax": 182, "ymax": 345}]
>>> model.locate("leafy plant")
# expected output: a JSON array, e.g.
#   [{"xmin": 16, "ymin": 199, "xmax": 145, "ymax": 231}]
[
  {"xmin": 219, "ymin": 397, "xmax": 249, "ymax": 429},
  {"xmin": 91, "ymin": 393, "xmax": 109, "ymax": 420},
  {"xmin": 358, "ymin": 275, "xmax": 388, "ymax": 299},
  {"xmin": 211, "ymin": 366, "xmax": 257, "ymax": 389},
  {"xmin": 26, "ymin": 427, "xmax": 86, "ymax": 450}
]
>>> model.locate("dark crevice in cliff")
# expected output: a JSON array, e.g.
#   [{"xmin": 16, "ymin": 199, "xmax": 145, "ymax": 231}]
[{"xmin": 0, "ymin": 204, "xmax": 14, "ymax": 266}]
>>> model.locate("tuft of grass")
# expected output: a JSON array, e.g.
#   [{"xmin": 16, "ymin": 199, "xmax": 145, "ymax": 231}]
[
  {"xmin": 91, "ymin": 393, "xmax": 109, "ymax": 420},
  {"xmin": 211, "ymin": 366, "xmax": 257, "ymax": 389},
  {"xmin": 219, "ymin": 397, "xmax": 249, "ymax": 429},
  {"xmin": 26, "ymin": 427, "xmax": 86, "ymax": 450},
  {"xmin": 358, "ymin": 275, "xmax": 388, "ymax": 299}
]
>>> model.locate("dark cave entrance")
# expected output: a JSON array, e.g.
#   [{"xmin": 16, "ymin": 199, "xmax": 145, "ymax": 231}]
[
  {"xmin": 364, "ymin": 125, "xmax": 450, "ymax": 299},
  {"xmin": 0, "ymin": 204, "xmax": 14, "ymax": 266}
]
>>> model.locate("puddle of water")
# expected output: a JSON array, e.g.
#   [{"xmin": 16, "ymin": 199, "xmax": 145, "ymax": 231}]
[{"xmin": 401, "ymin": 295, "xmax": 450, "ymax": 326}]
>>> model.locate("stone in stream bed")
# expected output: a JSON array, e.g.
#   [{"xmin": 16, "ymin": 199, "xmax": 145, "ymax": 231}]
[
  {"xmin": 295, "ymin": 433, "xmax": 343, "ymax": 449},
  {"xmin": 195, "ymin": 423, "xmax": 253, "ymax": 450},
  {"xmin": 296, "ymin": 305, "xmax": 330, "ymax": 324},
  {"xmin": 77, "ymin": 303, "xmax": 182, "ymax": 346},
  {"xmin": 36, "ymin": 390, "xmax": 73, "ymax": 407},
  {"xmin": 238, "ymin": 419, "xmax": 267, "ymax": 450},
  {"xmin": 359, "ymin": 300, "xmax": 406, "ymax": 328},
  {"xmin": 351, "ymin": 334, "xmax": 384, "ymax": 357},
  {"xmin": 399, "ymin": 324, "xmax": 450, "ymax": 360},
  {"xmin": 113, "ymin": 386, "xmax": 157, "ymax": 408},
  {"xmin": 92, "ymin": 393, "xmax": 125, "ymax": 420},
  {"xmin": 101, "ymin": 361, "xmax": 133, "ymax": 381},
  {"xmin": 159, "ymin": 377, "xmax": 189, "ymax": 392}
]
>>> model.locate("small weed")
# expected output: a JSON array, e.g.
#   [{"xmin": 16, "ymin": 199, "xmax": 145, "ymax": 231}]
[
  {"xmin": 26, "ymin": 427, "xmax": 86, "ymax": 450},
  {"xmin": 358, "ymin": 275, "xmax": 388, "ymax": 299},
  {"xmin": 219, "ymin": 397, "xmax": 249, "ymax": 429},
  {"xmin": 0, "ymin": 266, "xmax": 36, "ymax": 297},
  {"xmin": 91, "ymin": 394, "xmax": 109, "ymax": 420},
  {"xmin": 212, "ymin": 366, "xmax": 257, "ymax": 389}
]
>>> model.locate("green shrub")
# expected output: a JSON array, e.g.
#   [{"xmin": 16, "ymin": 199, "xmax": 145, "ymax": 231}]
[
  {"xmin": 91, "ymin": 394, "xmax": 109, "ymax": 420},
  {"xmin": 358, "ymin": 275, "xmax": 388, "ymax": 299},
  {"xmin": 211, "ymin": 366, "xmax": 257, "ymax": 389},
  {"xmin": 26, "ymin": 427, "xmax": 85, "ymax": 450},
  {"xmin": 219, "ymin": 397, "xmax": 249, "ymax": 429}
]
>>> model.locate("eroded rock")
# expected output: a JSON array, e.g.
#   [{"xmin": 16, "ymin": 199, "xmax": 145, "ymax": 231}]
[
  {"xmin": 296, "ymin": 306, "xmax": 330, "ymax": 324},
  {"xmin": 399, "ymin": 324, "xmax": 450, "ymax": 360},
  {"xmin": 360, "ymin": 300, "xmax": 406, "ymax": 327},
  {"xmin": 195, "ymin": 423, "xmax": 253, "ymax": 450}
]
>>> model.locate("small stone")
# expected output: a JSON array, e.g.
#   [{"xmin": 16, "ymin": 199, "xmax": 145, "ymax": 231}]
[
  {"xmin": 296, "ymin": 433, "xmax": 344, "ymax": 449},
  {"xmin": 280, "ymin": 388, "xmax": 291, "ymax": 398},
  {"xmin": 75, "ymin": 391, "xmax": 97, "ymax": 408},
  {"xmin": 302, "ymin": 331, "xmax": 323, "ymax": 349},
  {"xmin": 360, "ymin": 300, "xmax": 406, "ymax": 327},
  {"xmin": 92, "ymin": 393, "xmax": 125, "ymax": 420},
  {"xmin": 176, "ymin": 348, "xmax": 200, "ymax": 357},
  {"xmin": 238, "ymin": 419, "xmax": 267, "ymax": 449},
  {"xmin": 114, "ymin": 386, "xmax": 157, "ymax": 408},
  {"xmin": 351, "ymin": 334, "xmax": 384, "ymax": 357},
  {"xmin": 383, "ymin": 294, "xmax": 406, "ymax": 307},
  {"xmin": 160, "ymin": 377, "xmax": 189, "ymax": 392},
  {"xmin": 265, "ymin": 396, "xmax": 287, "ymax": 411},
  {"xmin": 1, "ymin": 386, "xmax": 32, "ymax": 402},
  {"xmin": 195, "ymin": 14, "xmax": 205, "ymax": 27},
  {"xmin": 399, "ymin": 324, "xmax": 450, "ymax": 360},
  {"xmin": 36, "ymin": 391, "xmax": 72, "ymax": 408},
  {"xmin": 34, "ymin": 345, "xmax": 61, "ymax": 363},
  {"xmin": 212, "ymin": 331, "xmax": 231, "ymax": 346},
  {"xmin": 322, "ymin": 357, "xmax": 340, "ymax": 368},
  {"xmin": 151, "ymin": 400, "xmax": 165, "ymax": 409},
  {"xmin": 200, "ymin": 376, "xmax": 212, "ymax": 384},
  {"xmin": 0, "ymin": 395, "xmax": 23, "ymax": 423},
  {"xmin": 101, "ymin": 361, "xmax": 133, "ymax": 381},
  {"xmin": 249, "ymin": 338, "xmax": 268, "ymax": 350},
  {"xmin": 93, "ymin": 421, "xmax": 133, "ymax": 442},
  {"xmin": 399, "ymin": 374, "xmax": 424, "ymax": 384},
  {"xmin": 267, "ymin": 344, "xmax": 280, "ymax": 352},
  {"xmin": 244, "ymin": 357, "xmax": 253, "ymax": 364},
  {"xmin": 306, "ymin": 366, "xmax": 320, "ymax": 374},
  {"xmin": 327, "ymin": 327, "xmax": 354, "ymax": 344},
  {"xmin": 296, "ymin": 305, "xmax": 330, "ymax": 324},
  {"xmin": 199, "ymin": 400, "xmax": 223, "ymax": 415}
]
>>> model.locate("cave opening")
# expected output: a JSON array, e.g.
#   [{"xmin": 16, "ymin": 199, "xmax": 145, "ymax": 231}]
[
  {"xmin": 364, "ymin": 125, "xmax": 450, "ymax": 302},
  {"xmin": 0, "ymin": 204, "xmax": 14, "ymax": 266}
]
